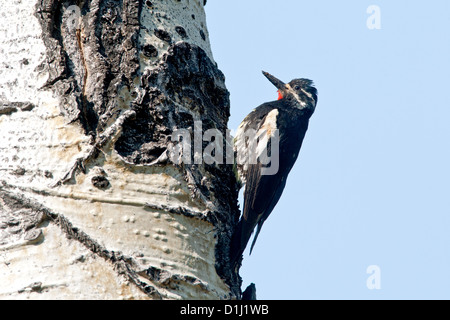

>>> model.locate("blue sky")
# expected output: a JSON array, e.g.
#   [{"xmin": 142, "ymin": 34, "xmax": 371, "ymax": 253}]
[{"xmin": 205, "ymin": 1, "xmax": 450, "ymax": 299}]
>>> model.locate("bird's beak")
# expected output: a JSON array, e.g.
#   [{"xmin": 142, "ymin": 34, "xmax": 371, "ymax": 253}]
[{"xmin": 262, "ymin": 71, "xmax": 286, "ymax": 90}]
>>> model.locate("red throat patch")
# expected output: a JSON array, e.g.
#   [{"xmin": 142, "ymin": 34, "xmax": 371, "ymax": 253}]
[{"xmin": 277, "ymin": 90, "xmax": 283, "ymax": 100}]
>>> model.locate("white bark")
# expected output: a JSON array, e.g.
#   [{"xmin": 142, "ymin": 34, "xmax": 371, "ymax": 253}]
[{"xmin": 0, "ymin": 0, "xmax": 240, "ymax": 300}]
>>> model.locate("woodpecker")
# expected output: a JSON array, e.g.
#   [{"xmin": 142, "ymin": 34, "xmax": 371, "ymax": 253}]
[{"xmin": 230, "ymin": 71, "xmax": 318, "ymax": 265}]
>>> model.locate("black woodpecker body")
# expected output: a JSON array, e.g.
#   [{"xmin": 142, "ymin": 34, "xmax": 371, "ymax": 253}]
[{"xmin": 230, "ymin": 71, "xmax": 318, "ymax": 265}]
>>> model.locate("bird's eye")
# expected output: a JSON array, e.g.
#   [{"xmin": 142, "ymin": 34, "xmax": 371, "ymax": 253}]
[{"xmin": 295, "ymin": 86, "xmax": 300, "ymax": 90}]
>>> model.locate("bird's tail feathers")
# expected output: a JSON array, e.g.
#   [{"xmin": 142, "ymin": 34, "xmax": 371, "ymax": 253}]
[
  {"xmin": 231, "ymin": 218, "xmax": 266, "ymax": 266},
  {"xmin": 249, "ymin": 222, "xmax": 263, "ymax": 255},
  {"xmin": 230, "ymin": 219, "xmax": 255, "ymax": 265}
]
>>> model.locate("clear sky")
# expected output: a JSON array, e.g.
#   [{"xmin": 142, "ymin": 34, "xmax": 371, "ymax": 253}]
[{"xmin": 205, "ymin": 0, "xmax": 450, "ymax": 299}]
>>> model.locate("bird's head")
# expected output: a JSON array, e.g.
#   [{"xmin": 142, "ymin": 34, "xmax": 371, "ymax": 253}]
[{"xmin": 262, "ymin": 71, "xmax": 318, "ymax": 113}]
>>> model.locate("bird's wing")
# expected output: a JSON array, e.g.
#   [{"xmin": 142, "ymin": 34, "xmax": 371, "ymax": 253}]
[
  {"xmin": 231, "ymin": 134, "xmax": 287, "ymax": 262},
  {"xmin": 231, "ymin": 106, "xmax": 289, "ymax": 259},
  {"xmin": 234, "ymin": 103, "xmax": 275, "ymax": 185},
  {"xmin": 242, "ymin": 107, "xmax": 288, "ymax": 222}
]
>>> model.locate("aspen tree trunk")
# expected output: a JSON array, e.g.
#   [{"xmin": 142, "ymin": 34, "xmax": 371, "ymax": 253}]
[{"xmin": 0, "ymin": 0, "xmax": 241, "ymax": 299}]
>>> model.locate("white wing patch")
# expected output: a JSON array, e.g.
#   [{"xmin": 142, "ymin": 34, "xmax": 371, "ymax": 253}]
[
  {"xmin": 258, "ymin": 109, "xmax": 279, "ymax": 138},
  {"xmin": 234, "ymin": 109, "xmax": 279, "ymax": 186},
  {"xmin": 301, "ymin": 88, "xmax": 316, "ymax": 107},
  {"xmin": 256, "ymin": 109, "xmax": 278, "ymax": 158}
]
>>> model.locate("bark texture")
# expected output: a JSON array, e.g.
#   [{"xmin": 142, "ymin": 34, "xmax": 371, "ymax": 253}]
[{"xmin": 0, "ymin": 0, "xmax": 241, "ymax": 299}]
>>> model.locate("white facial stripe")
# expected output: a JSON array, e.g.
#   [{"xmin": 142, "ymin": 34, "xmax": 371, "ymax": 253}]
[
  {"xmin": 285, "ymin": 84, "xmax": 307, "ymax": 108},
  {"xmin": 301, "ymin": 88, "xmax": 312, "ymax": 99},
  {"xmin": 301, "ymin": 88, "xmax": 317, "ymax": 106}
]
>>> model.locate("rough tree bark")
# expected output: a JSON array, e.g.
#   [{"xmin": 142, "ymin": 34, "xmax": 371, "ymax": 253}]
[{"xmin": 0, "ymin": 0, "xmax": 241, "ymax": 299}]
